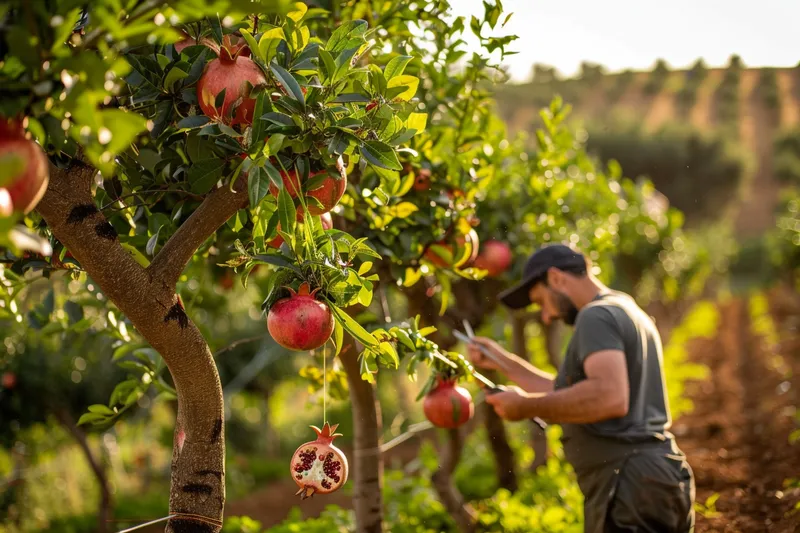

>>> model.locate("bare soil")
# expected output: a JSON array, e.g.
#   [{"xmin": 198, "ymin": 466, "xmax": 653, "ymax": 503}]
[{"xmin": 672, "ymin": 293, "xmax": 800, "ymax": 533}]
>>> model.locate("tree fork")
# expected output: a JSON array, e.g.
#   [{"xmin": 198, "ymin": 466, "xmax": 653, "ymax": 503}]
[{"xmin": 36, "ymin": 162, "xmax": 248, "ymax": 532}]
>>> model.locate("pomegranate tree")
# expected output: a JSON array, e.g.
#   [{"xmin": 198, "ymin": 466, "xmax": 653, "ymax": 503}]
[
  {"xmin": 267, "ymin": 282, "xmax": 334, "ymax": 351},
  {"xmin": 423, "ymin": 377, "xmax": 474, "ymax": 429},
  {"xmin": 196, "ymin": 35, "xmax": 265, "ymax": 126},
  {"xmin": 472, "ymin": 239, "xmax": 513, "ymax": 277},
  {"xmin": 0, "ymin": 119, "xmax": 49, "ymax": 215},
  {"xmin": 291, "ymin": 422, "xmax": 349, "ymax": 499},
  {"xmin": 267, "ymin": 213, "xmax": 332, "ymax": 249}
]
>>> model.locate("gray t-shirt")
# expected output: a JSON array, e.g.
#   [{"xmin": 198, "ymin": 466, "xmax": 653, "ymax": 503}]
[{"xmin": 554, "ymin": 290, "xmax": 677, "ymax": 471}]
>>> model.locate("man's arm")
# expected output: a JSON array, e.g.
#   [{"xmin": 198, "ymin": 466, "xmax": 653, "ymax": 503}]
[
  {"xmin": 495, "ymin": 353, "xmax": 556, "ymax": 394},
  {"xmin": 487, "ymin": 349, "xmax": 629, "ymax": 423},
  {"xmin": 467, "ymin": 337, "xmax": 555, "ymax": 393}
]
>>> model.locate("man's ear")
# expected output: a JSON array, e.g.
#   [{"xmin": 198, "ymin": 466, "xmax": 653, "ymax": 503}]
[{"xmin": 546, "ymin": 267, "xmax": 560, "ymax": 288}]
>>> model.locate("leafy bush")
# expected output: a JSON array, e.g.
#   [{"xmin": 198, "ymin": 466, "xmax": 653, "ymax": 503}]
[
  {"xmin": 676, "ymin": 59, "xmax": 708, "ymax": 115},
  {"xmin": 716, "ymin": 64, "xmax": 741, "ymax": 127},
  {"xmin": 758, "ymin": 68, "xmax": 781, "ymax": 113},
  {"xmin": 643, "ymin": 59, "xmax": 670, "ymax": 95},
  {"xmin": 584, "ymin": 120, "xmax": 750, "ymax": 221},
  {"xmin": 765, "ymin": 188, "xmax": 800, "ymax": 281}
]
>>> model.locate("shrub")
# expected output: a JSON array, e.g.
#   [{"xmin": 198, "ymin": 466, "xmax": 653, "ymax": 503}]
[
  {"xmin": 584, "ymin": 120, "xmax": 750, "ymax": 221},
  {"xmin": 774, "ymin": 128, "xmax": 800, "ymax": 185}
]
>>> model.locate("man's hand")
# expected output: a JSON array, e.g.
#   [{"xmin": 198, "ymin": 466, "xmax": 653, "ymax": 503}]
[
  {"xmin": 484, "ymin": 386, "xmax": 532, "ymax": 421},
  {"xmin": 466, "ymin": 336, "xmax": 508, "ymax": 371}
]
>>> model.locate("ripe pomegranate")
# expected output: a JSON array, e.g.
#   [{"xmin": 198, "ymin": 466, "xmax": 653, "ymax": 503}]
[
  {"xmin": 267, "ymin": 282, "xmax": 334, "ymax": 351},
  {"xmin": 424, "ymin": 228, "xmax": 480, "ymax": 269},
  {"xmin": 268, "ymin": 157, "xmax": 347, "ymax": 215},
  {"xmin": 174, "ymin": 32, "xmax": 196, "ymax": 53},
  {"xmin": 291, "ymin": 422, "xmax": 349, "ymax": 499},
  {"xmin": 412, "ymin": 168, "xmax": 431, "ymax": 191},
  {"xmin": 472, "ymin": 239, "xmax": 513, "ymax": 277},
  {"xmin": 423, "ymin": 377, "xmax": 474, "ymax": 429},
  {"xmin": 196, "ymin": 35, "xmax": 265, "ymax": 126},
  {"xmin": 219, "ymin": 271, "xmax": 234, "ymax": 291},
  {"xmin": 1, "ymin": 372, "xmax": 16, "ymax": 389},
  {"xmin": 0, "ymin": 119, "xmax": 49, "ymax": 214}
]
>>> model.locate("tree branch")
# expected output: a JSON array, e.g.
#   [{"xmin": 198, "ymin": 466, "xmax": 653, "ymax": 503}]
[{"xmin": 149, "ymin": 179, "xmax": 249, "ymax": 289}]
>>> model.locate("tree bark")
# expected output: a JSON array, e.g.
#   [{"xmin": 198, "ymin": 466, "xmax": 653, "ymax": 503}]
[
  {"xmin": 431, "ymin": 428, "xmax": 477, "ymax": 533},
  {"xmin": 36, "ymin": 161, "xmax": 248, "ymax": 533},
  {"xmin": 57, "ymin": 410, "xmax": 113, "ymax": 533},
  {"xmin": 340, "ymin": 343, "xmax": 384, "ymax": 533},
  {"xmin": 480, "ymin": 390, "xmax": 518, "ymax": 491}
]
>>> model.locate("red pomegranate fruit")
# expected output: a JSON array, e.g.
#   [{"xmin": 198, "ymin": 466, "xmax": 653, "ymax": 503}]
[
  {"xmin": 1, "ymin": 372, "xmax": 16, "ymax": 389},
  {"xmin": 291, "ymin": 422, "xmax": 349, "ymax": 499},
  {"xmin": 0, "ymin": 119, "xmax": 49, "ymax": 214},
  {"xmin": 423, "ymin": 377, "xmax": 474, "ymax": 429},
  {"xmin": 174, "ymin": 32, "xmax": 196, "ymax": 53},
  {"xmin": 472, "ymin": 239, "xmax": 513, "ymax": 277},
  {"xmin": 424, "ymin": 228, "xmax": 480, "ymax": 269},
  {"xmin": 268, "ymin": 157, "xmax": 347, "ymax": 215},
  {"xmin": 196, "ymin": 35, "xmax": 265, "ymax": 126},
  {"xmin": 267, "ymin": 282, "xmax": 334, "ymax": 351},
  {"xmin": 412, "ymin": 168, "xmax": 431, "ymax": 191}
]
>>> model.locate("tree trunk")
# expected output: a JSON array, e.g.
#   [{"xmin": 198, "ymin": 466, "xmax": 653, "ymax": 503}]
[
  {"xmin": 510, "ymin": 314, "xmax": 549, "ymax": 472},
  {"xmin": 57, "ymin": 410, "xmax": 113, "ymax": 533},
  {"xmin": 481, "ymin": 392, "xmax": 518, "ymax": 492},
  {"xmin": 340, "ymin": 344, "xmax": 384, "ymax": 533},
  {"xmin": 431, "ymin": 428, "xmax": 477, "ymax": 533},
  {"xmin": 37, "ymin": 161, "xmax": 247, "ymax": 532}
]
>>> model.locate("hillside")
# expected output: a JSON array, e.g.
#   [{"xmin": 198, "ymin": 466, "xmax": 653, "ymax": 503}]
[{"xmin": 494, "ymin": 63, "xmax": 800, "ymax": 237}]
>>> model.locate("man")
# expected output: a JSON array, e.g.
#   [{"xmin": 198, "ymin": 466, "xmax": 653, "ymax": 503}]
[{"xmin": 467, "ymin": 243, "xmax": 695, "ymax": 533}]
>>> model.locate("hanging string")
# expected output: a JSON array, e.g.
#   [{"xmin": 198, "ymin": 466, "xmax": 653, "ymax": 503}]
[{"xmin": 115, "ymin": 512, "xmax": 223, "ymax": 533}]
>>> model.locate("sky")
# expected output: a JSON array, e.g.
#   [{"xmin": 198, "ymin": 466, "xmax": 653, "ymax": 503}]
[{"xmin": 448, "ymin": 0, "xmax": 800, "ymax": 82}]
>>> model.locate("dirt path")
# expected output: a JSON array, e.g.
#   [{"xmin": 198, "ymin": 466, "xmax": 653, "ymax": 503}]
[
  {"xmin": 777, "ymin": 70, "xmax": 800, "ymax": 127},
  {"xmin": 673, "ymin": 295, "xmax": 800, "ymax": 532}
]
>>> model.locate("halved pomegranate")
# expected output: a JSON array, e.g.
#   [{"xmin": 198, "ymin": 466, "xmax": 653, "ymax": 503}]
[
  {"xmin": 267, "ymin": 282, "xmax": 334, "ymax": 351},
  {"xmin": 291, "ymin": 422, "xmax": 349, "ymax": 499},
  {"xmin": 423, "ymin": 377, "xmax": 474, "ymax": 429},
  {"xmin": 0, "ymin": 119, "xmax": 49, "ymax": 214},
  {"xmin": 196, "ymin": 35, "xmax": 265, "ymax": 126},
  {"xmin": 268, "ymin": 157, "xmax": 347, "ymax": 215},
  {"xmin": 472, "ymin": 239, "xmax": 513, "ymax": 277}
]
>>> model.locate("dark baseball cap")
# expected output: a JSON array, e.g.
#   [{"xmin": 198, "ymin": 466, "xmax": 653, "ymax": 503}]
[{"xmin": 498, "ymin": 244, "xmax": 586, "ymax": 309}]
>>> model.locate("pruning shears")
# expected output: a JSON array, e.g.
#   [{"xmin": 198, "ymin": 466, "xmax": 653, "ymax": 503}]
[{"xmin": 455, "ymin": 320, "xmax": 548, "ymax": 430}]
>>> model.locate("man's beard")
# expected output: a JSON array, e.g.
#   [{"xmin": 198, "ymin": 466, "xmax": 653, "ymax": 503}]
[{"xmin": 554, "ymin": 290, "xmax": 579, "ymax": 325}]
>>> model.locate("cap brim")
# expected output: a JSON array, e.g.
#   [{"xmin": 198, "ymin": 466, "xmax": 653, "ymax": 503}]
[{"xmin": 498, "ymin": 274, "xmax": 539, "ymax": 310}]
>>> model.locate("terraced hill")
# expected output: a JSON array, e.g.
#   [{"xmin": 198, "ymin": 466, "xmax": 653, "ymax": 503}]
[{"xmin": 494, "ymin": 63, "xmax": 800, "ymax": 237}]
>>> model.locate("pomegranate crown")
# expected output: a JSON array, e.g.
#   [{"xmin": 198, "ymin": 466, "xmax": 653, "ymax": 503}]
[
  {"xmin": 285, "ymin": 282, "xmax": 321, "ymax": 298},
  {"xmin": 207, "ymin": 34, "xmax": 249, "ymax": 64},
  {"xmin": 310, "ymin": 422, "xmax": 343, "ymax": 443}
]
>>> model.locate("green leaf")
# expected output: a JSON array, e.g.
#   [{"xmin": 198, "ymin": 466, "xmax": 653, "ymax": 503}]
[
  {"xmin": 326, "ymin": 20, "xmax": 368, "ymax": 54},
  {"xmin": 406, "ymin": 113, "xmax": 427, "ymax": 134},
  {"xmin": 360, "ymin": 141, "xmax": 402, "ymax": 170},
  {"xmin": 87, "ymin": 404, "xmax": 115, "ymax": 416},
  {"xmin": 77, "ymin": 412, "xmax": 109, "ymax": 426},
  {"xmin": 188, "ymin": 159, "xmax": 226, "ymax": 194},
  {"xmin": 333, "ymin": 320, "xmax": 344, "ymax": 356},
  {"xmin": 259, "ymin": 27, "xmax": 286, "ymax": 63},
  {"xmin": 332, "ymin": 93, "xmax": 371, "ymax": 103},
  {"xmin": 318, "ymin": 48, "xmax": 335, "ymax": 81},
  {"xmin": 329, "ymin": 304, "xmax": 378, "ymax": 348},
  {"xmin": 386, "ymin": 75, "xmax": 419, "ymax": 101},
  {"xmin": 177, "ymin": 115, "xmax": 211, "ymax": 129},
  {"xmin": 146, "ymin": 226, "xmax": 163, "ymax": 256},
  {"xmin": 286, "ymin": 2, "xmax": 308, "ymax": 21},
  {"xmin": 248, "ymin": 167, "xmax": 271, "ymax": 207},
  {"xmin": 470, "ymin": 15, "xmax": 482, "ymax": 37},
  {"xmin": 277, "ymin": 186, "xmax": 297, "ymax": 237},
  {"xmin": 384, "ymin": 55, "xmax": 412, "ymax": 80},
  {"xmin": 270, "ymin": 62, "xmax": 305, "ymax": 109},
  {"xmin": 358, "ymin": 261, "xmax": 373, "ymax": 275},
  {"xmin": 184, "ymin": 49, "xmax": 209, "ymax": 86},
  {"xmin": 99, "ymin": 110, "xmax": 148, "ymax": 156},
  {"xmin": 252, "ymin": 254, "xmax": 302, "ymax": 273},
  {"xmin": 240, "ymin": 29, "xmax": 263, "ymax": 61},
  {"xmin": 112, "ymin": 343, "xmax": 139, "ymax": 362},
  {"xmin": 164, "ymin": 67, "xmax": 189, "ymax": 91}
]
